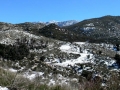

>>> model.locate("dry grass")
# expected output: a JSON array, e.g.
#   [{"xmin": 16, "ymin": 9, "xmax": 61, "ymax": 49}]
[
  {"xmin": 0, "ymin": 67, "xmax": 74, "ymax": 90},
  {"xmin": 0, "ymin": 67, "xmax": 120, "ymax": 90}
]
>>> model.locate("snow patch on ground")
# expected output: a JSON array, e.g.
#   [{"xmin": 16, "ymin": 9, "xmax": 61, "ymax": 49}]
[
  {"xmin": 74, "ymin": 42, "xmax": 85, "ymax": 45},
  {"xmin": 54, "ymin": 53, "xmax": 94, "ymax": 67},
  {"xmin": 23, "ymin": 71, "xmax": 44, "ymax": 80},
  {"xmin": 0, "ymin": 86, "xmax": 9, "ymax": 90},
  {"xmin": 9, "ymin": 68, "xmax": 18, "ymax": 72},
  {"xmin": 59, "ymin": 43, "xmax": 80, "ymax": 54},
  {"xmin": 104, "ymin": 60, "xmax": 116, "ymax": 66},
  {"xmin": 60, "ymin": 44, "xmax": 71, "ymax": 50},
  {"xmin": 48, "ymin": 79, "xmax": 56, "ymax": 85},
  {"xmin": 48, "ymin": 74, "xmax": 70, "ymax": 86}
]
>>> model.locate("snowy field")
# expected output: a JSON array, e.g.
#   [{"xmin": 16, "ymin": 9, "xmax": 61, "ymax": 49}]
[{"xmin": 48, "ymin": 43, "xmax": 95, "ymax": 67}]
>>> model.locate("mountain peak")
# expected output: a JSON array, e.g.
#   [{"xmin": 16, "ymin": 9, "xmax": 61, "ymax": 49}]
[
  {"xmin": 47, "ymin": 20, "xmax": 59, "ymax": 23},
  {"xmin": 45, "ymin": 20, "xmax": 79, "ymax": 27}
]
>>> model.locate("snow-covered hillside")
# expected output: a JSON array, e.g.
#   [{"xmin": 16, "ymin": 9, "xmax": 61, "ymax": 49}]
[{"xmin": 0, "ymin": 30, "xmax": 41, "ymax": 45}]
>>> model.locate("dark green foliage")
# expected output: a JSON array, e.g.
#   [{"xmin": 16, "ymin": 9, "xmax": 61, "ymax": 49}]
[
  {"xmin": 64, "ymin": 15, "xmax": 120, "ymax": 44},
  {"xmin": 114, "ymin": 54, "xmax": 120, "ymax": 65},
  {"xmin": 15, "ymin": 22, "xmax": 46, "ymax": 35},
  {"xmin": 98, "ymin": 50, "xmax": 102, "ymax": 54},
  {"xmin": 28, "ymin": 53, "xmax": 35, "ymax": 60},
  {"xmin": 39, "ymin": 24, "xmax": 84, "ymax": 42},
  {"xmin": 116, "ymin": 44, "xmax": 119, "ymax": 51},
  {"xmin": 0, "ymin": 42, "xmax": 29, "ymax": 60},
  {"xmin": 81, "ymin": 70, "xmax": 93, "ymax": 81},
  {"xmin": 40, "ymin": 56, "xmax": 46, "ymax": 62}
]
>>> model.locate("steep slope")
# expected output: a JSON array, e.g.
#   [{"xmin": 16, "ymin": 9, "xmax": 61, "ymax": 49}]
[
  {"xmin": 39, "ymin": 23, "xmax": 85, "ymax": 42},
  {"xmin": 64, "ymin": 15, "xmax": 120, "ymax": 43}
]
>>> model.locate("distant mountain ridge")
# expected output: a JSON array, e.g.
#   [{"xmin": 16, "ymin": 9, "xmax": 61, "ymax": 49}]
[
  {"xmin": 44, "ymin": 20, "xmax": 79, "ymax": 27},
  {"xmin": 0, "ymin": 20, "xmax": 79, "ymax": 31}
]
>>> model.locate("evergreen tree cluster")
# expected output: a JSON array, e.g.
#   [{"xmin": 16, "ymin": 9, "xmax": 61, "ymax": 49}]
[
  {"xmin": 0, "ymin": 40, "xmax": 29, "ymax": 60},
  {"xmin": 114, "ymin": 54, "xmax": 120, "ymax": 65}
]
